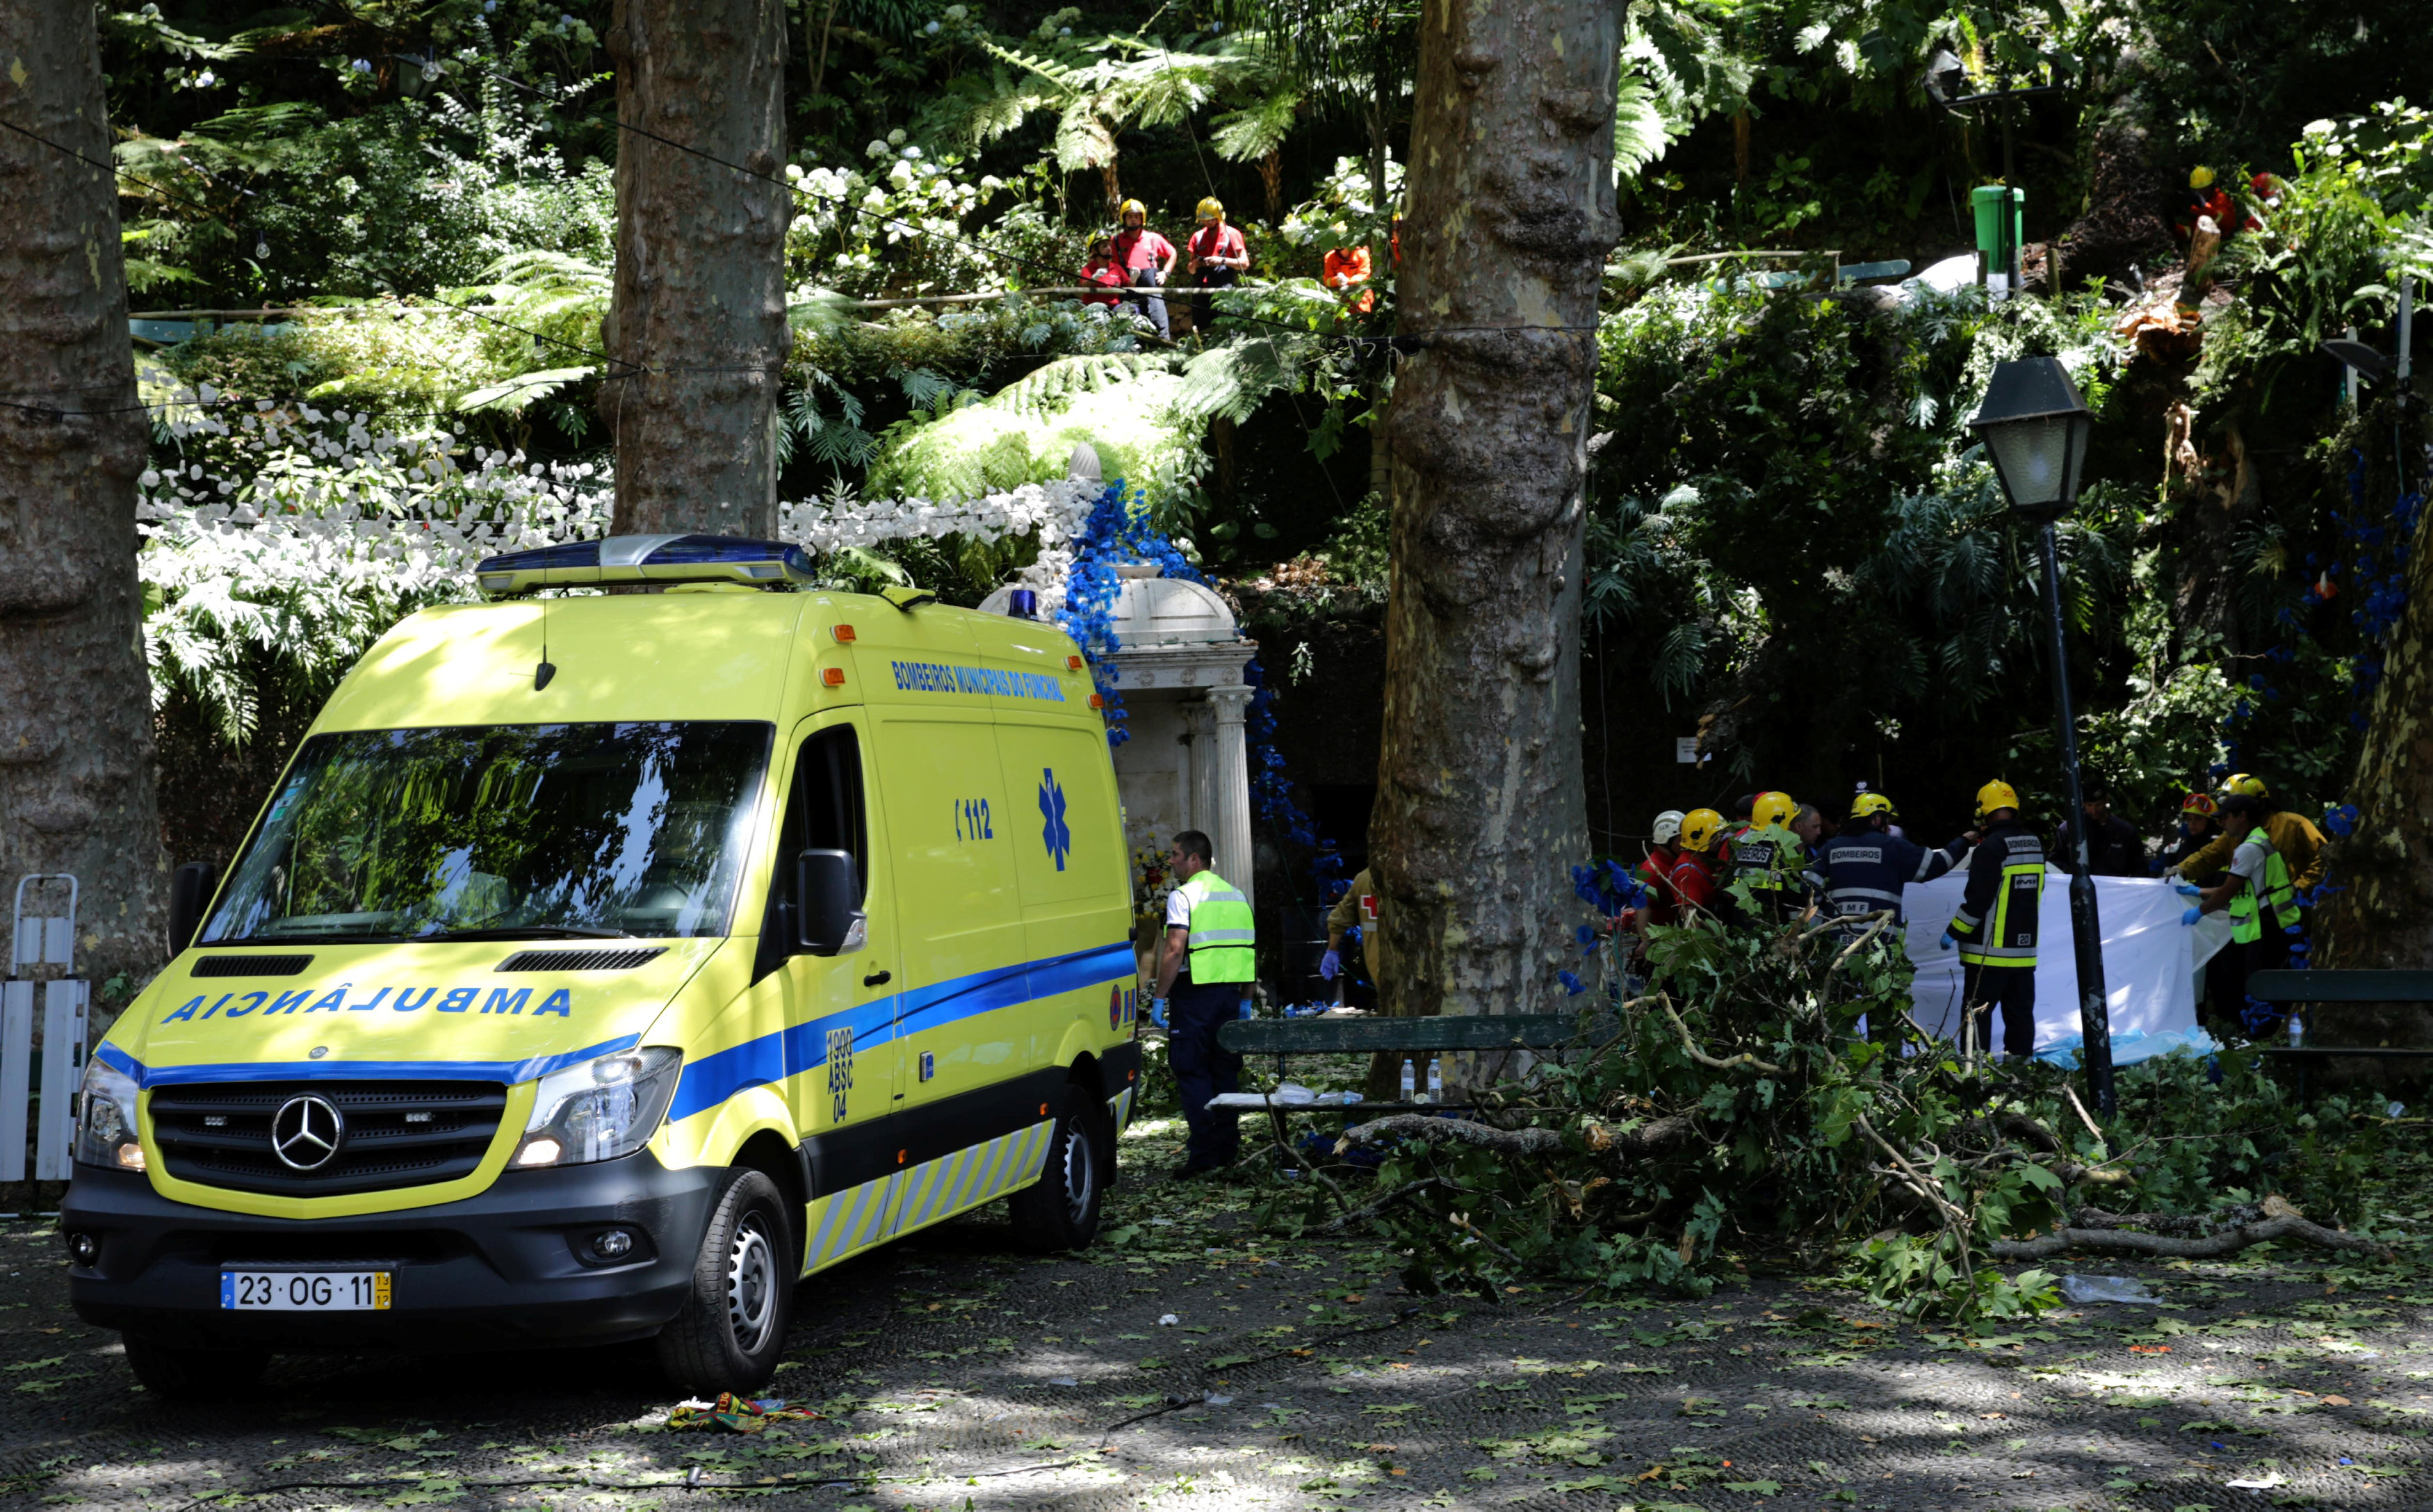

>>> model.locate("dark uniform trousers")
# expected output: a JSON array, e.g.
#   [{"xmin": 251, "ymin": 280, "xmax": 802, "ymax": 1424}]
[
  {"xmin": 1167, "ymin": 982, "xmax": 1243, "ymax": 1169},
  {"xmin": 1962, "ymin": 962, "xmax": 2037, "ymax": 1059}
]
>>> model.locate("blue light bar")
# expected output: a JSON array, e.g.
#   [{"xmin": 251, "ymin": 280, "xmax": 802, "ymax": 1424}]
[{"xmin": 473, "ymin": 535, "xmax": 817, "ymax": 598}]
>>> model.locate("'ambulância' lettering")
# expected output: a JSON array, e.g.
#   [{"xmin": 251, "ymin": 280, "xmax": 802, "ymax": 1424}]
[{"xmin": 161, "ymin": 986, "xmax": 573, "ymax": 1023}]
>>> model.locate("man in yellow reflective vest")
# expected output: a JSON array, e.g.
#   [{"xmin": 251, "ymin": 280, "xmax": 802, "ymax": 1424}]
[
  {"xmin": 1942, "ymin": 779, "xmax": 2044, "ymax": 1059},
  {"xmin": 2180, "ymin": 792, "xmax": 2303, "ymax": 1030},
  {"xmin": 1153, "ymin": 829, "xmax": 1255, "ymax": 1178}
]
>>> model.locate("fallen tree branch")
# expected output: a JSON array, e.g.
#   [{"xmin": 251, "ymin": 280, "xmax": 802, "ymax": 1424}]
[
  {"xmin": 1828, "ymin": 911, "xmax": 1896, "ymax": 970},
  {"xmin": 1338, "ymin": 1115, "xmax": 1565, "ymax": 1157},
  {"xmin": 1654, "ymin": 992, "xmax": 1788, "ymax": 1076},
  {"xmin": 1446, "ymin": 1208, "xmax": 1529, "ymax": 1270},
  {"xmin": 1993, "ymin": 1196, "xmax": 2388, "ymax": 1261},
  {"xmin": 2063, "ymin": 1082, "xmax": 2106, "ymax": 1143},
  {"xmin": 2070, "ymin": 1204, "xmax": 2260, "ymax": 1235},
  {"xmin": 1317, "ymin": 1177, "xmax": 1458, "ymax": 1233},
  {"xmin": 1855, "ymin": 1112, "xmax": 1976, "ymax": 1277}
]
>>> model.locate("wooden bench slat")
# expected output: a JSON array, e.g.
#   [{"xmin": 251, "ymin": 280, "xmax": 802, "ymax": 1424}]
[
  {"xmin": 2247, "ymin": 969, "xmax": 2433, "ymax": 1003},
  {"xmin": 2259, "ymin": 1046, "xmax": 2433, "ymax": 1059},
  {"xmin": 1216, "ymin": 1012, "xmax": 1611, "ymax": 1055}
]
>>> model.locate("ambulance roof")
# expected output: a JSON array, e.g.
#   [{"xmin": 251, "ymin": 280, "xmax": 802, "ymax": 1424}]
[{"xmin": 319, "ymin": 588, "xmax": 1092, "ymax": 732}]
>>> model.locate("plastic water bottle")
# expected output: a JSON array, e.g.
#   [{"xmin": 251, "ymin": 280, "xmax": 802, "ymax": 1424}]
[
  {"xmin": 1426, "ymin": 1059, "xmax": 1444, "ymax": 1103},
  {"xmin": 2288, "ymin": 1012, "xmax": 2305, "ymax": 1048},
  {"xmin": 1399, "ymin": 1059, "xmax": 1416, "ymax": 1101}
]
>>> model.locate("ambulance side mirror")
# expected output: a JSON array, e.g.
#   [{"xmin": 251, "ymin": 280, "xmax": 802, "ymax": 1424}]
[
  {"xmin": 168, "ymin": 861, "xmax": 218, "ymax": 955},
  {"xmin": 795, "ymin": 849, "xmax": 863, "ymax": 954}
]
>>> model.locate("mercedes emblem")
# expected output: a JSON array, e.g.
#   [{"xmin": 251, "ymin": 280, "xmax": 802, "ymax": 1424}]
[{"xmin": 270, "ymin": 1094, "xmax": 345, "ymax": 1171}]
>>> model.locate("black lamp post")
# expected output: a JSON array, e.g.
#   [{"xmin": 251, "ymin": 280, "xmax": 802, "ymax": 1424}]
[{"xmin": 1968, "ymin": 356, "xmax": 2115, "ymax": 1115}]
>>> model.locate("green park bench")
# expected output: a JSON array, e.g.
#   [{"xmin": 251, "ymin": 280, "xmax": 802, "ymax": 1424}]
[
  {"xmin": 1207, "ymin": 1011, "xmax": 1618, "ymax": 1121},
  {"xmin": 2247, "ymin": 968, "xmax": 2433, "ymax": 1103}
]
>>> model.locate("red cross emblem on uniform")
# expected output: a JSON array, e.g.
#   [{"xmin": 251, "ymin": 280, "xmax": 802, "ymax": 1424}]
[{"xmin": 1359, "ymin": 893, "xmax": 1378, "ymax": 922}]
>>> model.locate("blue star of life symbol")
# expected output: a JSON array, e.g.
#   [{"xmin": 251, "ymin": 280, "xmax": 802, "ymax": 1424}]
[{"xmin": 1038, "ymin": 767, "xmax": 1072, "ymax": 872}]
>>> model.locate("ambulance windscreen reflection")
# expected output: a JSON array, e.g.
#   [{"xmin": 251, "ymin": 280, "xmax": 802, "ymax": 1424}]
[{"xmin": 199, "ymin": 721, "xmax": 774, "ymax": 944}]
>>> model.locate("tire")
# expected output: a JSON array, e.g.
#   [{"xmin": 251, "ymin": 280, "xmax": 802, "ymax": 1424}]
[
  {"xmin": 123, "ymin": 1334, "xmax": 267, "ymax": 1400},
  {"xmin": 1007, "ymin": 1083, "xmax": 1105, "ymax": 1253},
  {"xmin": 655, "ymin": 1169, "xmax": 796, "ymax": 1395}
]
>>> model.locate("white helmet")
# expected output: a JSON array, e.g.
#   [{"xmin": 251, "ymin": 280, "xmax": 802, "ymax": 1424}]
[{"xmin": 1651, "ymin": 810, "xmax": 1686, "ymax": 845}]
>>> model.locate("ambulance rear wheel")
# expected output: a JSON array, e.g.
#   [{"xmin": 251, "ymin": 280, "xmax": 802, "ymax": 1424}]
[
  {"xmin": 656, "ymin": 1168, "xmax": 795, "ymax": 1394},
  {"xmin": 1007, "ymin": 1085, "xmax": 1103, "ymax": 1252},
  {"xmin": 123, "ymin": 1334, "xmax": 267, "ymax": 1400}
]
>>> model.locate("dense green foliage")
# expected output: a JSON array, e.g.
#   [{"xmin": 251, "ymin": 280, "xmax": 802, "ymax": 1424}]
[
  {"xmin": 95, "ymin": 2, "xmax": 2433, "ymax": 843},
  {"xmin": 1262, "ymin": 909, "xmax": 2384, "ymax": 1317}
]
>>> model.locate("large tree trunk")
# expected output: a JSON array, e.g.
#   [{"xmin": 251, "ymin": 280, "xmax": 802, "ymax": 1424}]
[
  {"xmin": 603, "ymin": 0, "xmax": 791, "ymax": 537},
  {"xmin": 2316, "ymin": 400, "xmax": 2433, "ymax": 1051},
  {"xmin": 1371, "ymin": 0, "xmax": 1619, "ymax": 1028},
  {"xmin": 0, "ymin": 3, "xmax": 165, "ymax": 993}
]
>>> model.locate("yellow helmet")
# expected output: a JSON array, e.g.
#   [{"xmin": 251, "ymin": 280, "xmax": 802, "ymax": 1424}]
[
  {"xmin": 1118, "ymin": 197, "xmax": 1146, "ymax": 220},
  {"xmin": 1679, "ymin": 808, "xmax": 1725, "ymax": 854},
  {"xmin": 1751, "ymin": 790, "xmax": 1798, "ymax": 830},
  {"xmin": 2221, "ymin": 772, "xmax": 2268, "ymax": 797},
  {"xmin": 1850, "ymin": 792, "xmax": 1897, "ymax": 821},
  {"xmin": 1196, "ymin": 196, "xmax": 1225, "ymax": 222},
  {"xmin": 1974, "ymin": 779, "xmax": 2020, "ymax": 821},
  {"xmin": 2189, "ymin": 165, "xmax": 2215, "ymax": 190}
]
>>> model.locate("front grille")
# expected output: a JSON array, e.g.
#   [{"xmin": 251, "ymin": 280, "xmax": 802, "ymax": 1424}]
[
  {"xmin": 496, "ymin": 947, "xmax": 667, "ymax": 973},
  {"xmin": 190, "ymin": 954, "xmax": 314, "ymax": 977},
  {"xmin": 149, "ymin": 1080, "xmax": 510, "ymax": 1197}
]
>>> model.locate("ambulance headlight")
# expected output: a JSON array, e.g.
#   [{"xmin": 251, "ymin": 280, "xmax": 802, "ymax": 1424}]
[
  {"xmin": 514, "ymin": 1047, "xmax": 682, "ymax": 1167},
  {"xmin": 75, "ymin": 1058, "xmax": 145, "ymax": 1172}
]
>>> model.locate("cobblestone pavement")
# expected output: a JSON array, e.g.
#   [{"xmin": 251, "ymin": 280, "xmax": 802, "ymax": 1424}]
[{"xmin": 4, "ymin": 1117, "xmax": 2431, "ymax": 1512}]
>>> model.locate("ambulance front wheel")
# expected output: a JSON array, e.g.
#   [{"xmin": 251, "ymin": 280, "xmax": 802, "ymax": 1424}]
[
  {"xmin": 656, "ymin": 1168, "xmax": 796, "ymax": 1394},
  {"xmin": 1007, "ymin": 1084, "xmax": 1105, "ymax": 1252},
  {"xmin": 123, "ymin": 1334, "xmax": 267, "ymax": 1400}
]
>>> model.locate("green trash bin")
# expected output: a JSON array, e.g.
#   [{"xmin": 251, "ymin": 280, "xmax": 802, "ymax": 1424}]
[{"xmin": 1971, "ymin": 184, "xmax": 2025, "ymax": 281}]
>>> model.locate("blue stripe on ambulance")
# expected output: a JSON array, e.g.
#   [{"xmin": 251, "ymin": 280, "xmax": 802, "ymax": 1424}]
[
  {"xmin": 665, "ymin": 941, "xmax": 1132, "ymax": 1123},
  {"xmin": 95, "ymin": 1034, "xmax": 645, "ymax": 1090}
]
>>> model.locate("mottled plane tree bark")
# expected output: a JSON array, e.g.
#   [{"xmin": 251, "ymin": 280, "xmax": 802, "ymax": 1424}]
[
  {"xmin": 0, "ymin": 5, "xmax": 165, "ymax": 989},
  {"xmin": 1371, "ymin": 0, "xmax": 1620, "ymax": 1028},
  {"xmin": 2317, "ymin": 407, "xmax": 2433, "ymax": 1048},
  {"xmin": 603, "ymin": 0, "xmax": 791, "ymax": 537}
]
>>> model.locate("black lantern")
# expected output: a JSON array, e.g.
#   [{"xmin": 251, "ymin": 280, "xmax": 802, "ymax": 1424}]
[
  {"xmin": 1963, "ymin": 355, "xmax": 2116, "ymax": 1114},
  {"xmin": 1969, "ymin": 355, "xmax": 2092, "ymax": 519}
]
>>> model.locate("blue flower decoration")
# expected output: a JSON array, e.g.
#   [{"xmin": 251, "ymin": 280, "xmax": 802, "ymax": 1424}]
[
  {"xmin": 1559, "ymin": 970, "xmax": 1586, "ymax": 997},
  {"xmin": 1038, "ymin": 767, "xmax": 1071, "ymax": 872}
]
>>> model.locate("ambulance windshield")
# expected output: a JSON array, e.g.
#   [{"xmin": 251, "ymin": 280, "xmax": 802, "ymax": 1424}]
[{"xmin": 200, "ymin": 722, "xmax": 773, "ymax": 945}]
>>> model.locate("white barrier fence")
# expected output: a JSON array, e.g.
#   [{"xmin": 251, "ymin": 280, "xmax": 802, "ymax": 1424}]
[{"xmin": 3, "ymin": 876, "xmax": 88, "ymax": 1183}]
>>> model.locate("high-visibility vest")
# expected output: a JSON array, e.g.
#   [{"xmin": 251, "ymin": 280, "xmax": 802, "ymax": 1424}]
[
  {"xmin": 1728, "ymin": 823, "xmax": 1805, "ymax": 910},
  {"xmin": 1955, "ymin": 831, "xmax": 2044, "ymax": 968},
  {"xmin": 1177, "ymin": 870, "xmax": 1255, "ymax": 983},
  {"xmin": 2227, "ymin": 826, "xmax": 2302, "ymax": 945}
]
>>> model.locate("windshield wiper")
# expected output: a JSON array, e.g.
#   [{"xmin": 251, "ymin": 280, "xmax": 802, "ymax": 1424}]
[{"xmin": 419, "ymin": 925, "xmax": 640, "ymax": 941}]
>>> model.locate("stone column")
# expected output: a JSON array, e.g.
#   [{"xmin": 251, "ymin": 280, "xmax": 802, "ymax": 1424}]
[
  {"xmin": 1183, "ymin": 699, "xmax": 1216, "ymax": 844},
  {"xmin": 1207, "ymin": 684, "xmax": 1256, "ymax": 916}
]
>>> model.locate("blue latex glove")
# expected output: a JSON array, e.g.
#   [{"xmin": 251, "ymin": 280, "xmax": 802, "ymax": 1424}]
[
  {"xmin": 2181, "ymin": 906, "xmax": 2202, "ymax": 927},
  {"xmin": 2173, "ymin": 881, "xmax": 2203, "ymax": 900},
  {"xmin": 1150, "ymin": 997, "xmax": 1169, "ymax": 1027},
  {"xmin": 1319, "ymin": 948, "xmax": 1342, "ymax": 982},
  {"xmin": 1939, "ymin": 930, "xmax": 1956, "ymax": 952}
]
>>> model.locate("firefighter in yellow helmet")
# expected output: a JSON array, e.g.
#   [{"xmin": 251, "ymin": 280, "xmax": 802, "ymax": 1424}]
[
  {"xmin": 1803, "ymin": 790, "xmax": 1971, "ymax": 939},
  {"xmin": 1185, "ymin": 195, "xmax": 1248, "ymax": 334},
  {"xmin": 1110, "ymin": 197, "xmax": 1175, "ymax": 337},
  {"xmin": 1664, "ymin": 808, "xmax": 1735, "ymax": 922},
  {"xmin": 1727, "ymin": 790, "xmax": 1808, "ymax": 920},
  {"xmin": 1942, "ymin": 779, "xmax": 2043, "ymax": 1058},
  {"xmin": 2171, "ymin": 773, "xmax": 2325, "ymax": 896}
]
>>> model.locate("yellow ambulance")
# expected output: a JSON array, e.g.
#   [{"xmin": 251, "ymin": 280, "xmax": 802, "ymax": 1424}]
[{"xmin": 63, "ymin": 535, "xmax": 1143, "ymax": 1397}]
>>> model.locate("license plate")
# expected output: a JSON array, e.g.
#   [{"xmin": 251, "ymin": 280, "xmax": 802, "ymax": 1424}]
[{"xmin": 220, "ymin": 1269, "xmax": 391, "ymax": 1311}]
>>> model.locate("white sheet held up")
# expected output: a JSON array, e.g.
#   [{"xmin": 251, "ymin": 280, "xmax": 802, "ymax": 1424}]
[{"xmin": 1897, "ymin": 868, "xmax": 2227, "ymax": 1050}]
